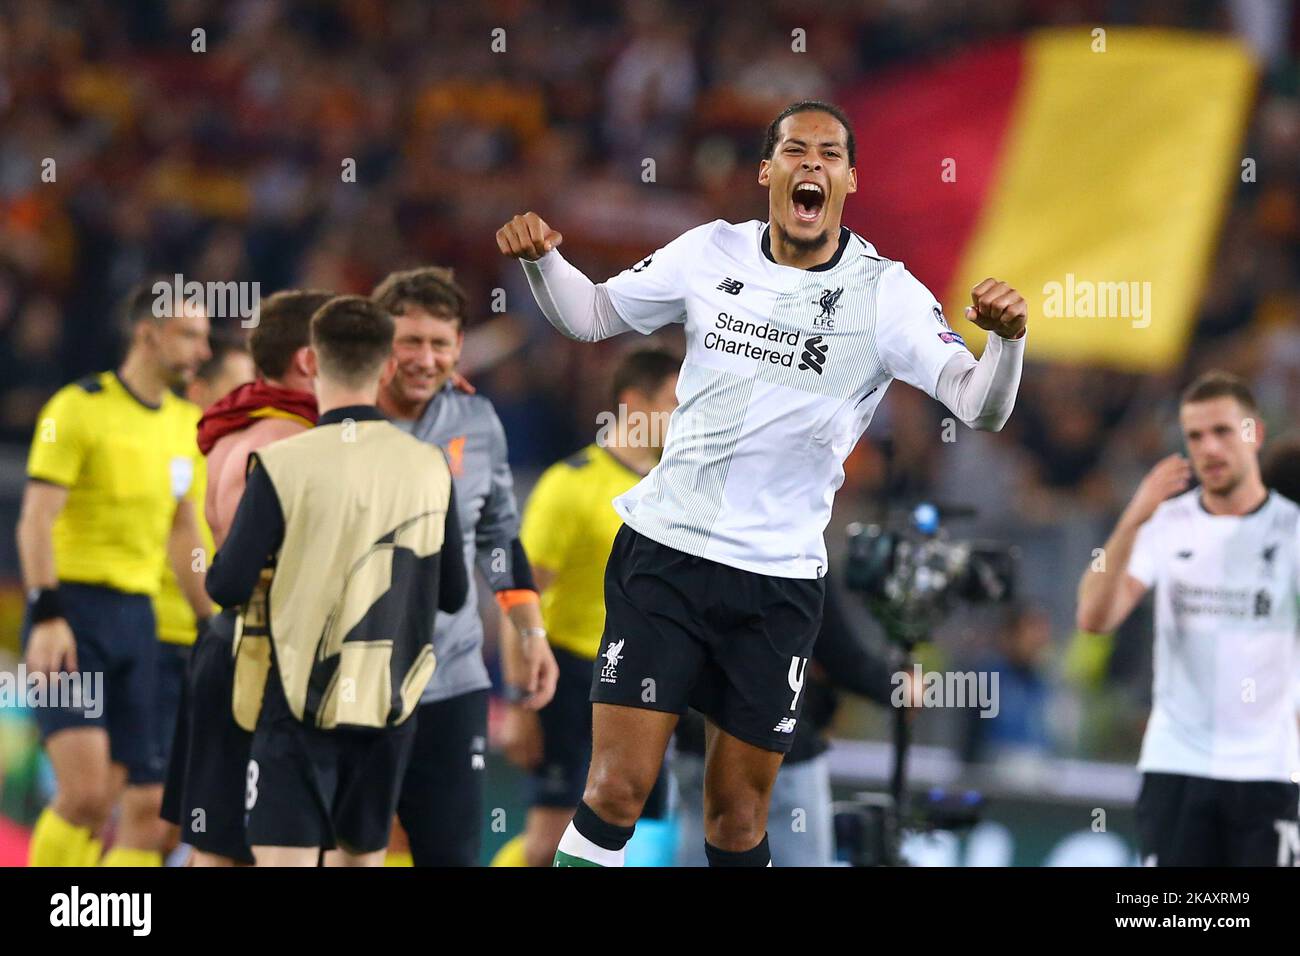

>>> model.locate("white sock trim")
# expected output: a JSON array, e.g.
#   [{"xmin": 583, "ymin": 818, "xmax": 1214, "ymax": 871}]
[{"xmin": 557, "ymin": 821, "xmax": 626, "ymax": 867}]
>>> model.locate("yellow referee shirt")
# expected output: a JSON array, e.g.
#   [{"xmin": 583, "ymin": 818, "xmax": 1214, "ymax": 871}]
[
  {"xmin": 153, "ymin": 399, "xmax": 216, "ymax": 644},
  {"xmin": 27, "ymin": 372, "xmax": 205, "ymax": 598},
  {"xmin": 520, "ymin": 443, "xmax": 642, "ymax": 661}
]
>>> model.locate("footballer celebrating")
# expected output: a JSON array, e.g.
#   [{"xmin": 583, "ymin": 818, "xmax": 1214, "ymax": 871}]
[
  {"xmin": 1077, "ymin": 372, "xmax": 1300, "ymax": 866},
  {"xmin": 498, "ymin": 99, "xmax": 1028, "ymax": 866}
]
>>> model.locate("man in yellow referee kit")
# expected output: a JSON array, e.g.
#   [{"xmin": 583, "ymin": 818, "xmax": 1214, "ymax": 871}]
[
  {"xmin": 16, "ymin": 281, "xmax": 214, "ymax": 867},
  {"xmin": 507, "ymin": 349, "xmax": 679, "ymax": 866}
]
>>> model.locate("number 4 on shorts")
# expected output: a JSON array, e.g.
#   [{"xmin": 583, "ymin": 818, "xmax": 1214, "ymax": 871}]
[{"xmin": 788, "ymin": 656, "xmax": 809, "ymax": 710}]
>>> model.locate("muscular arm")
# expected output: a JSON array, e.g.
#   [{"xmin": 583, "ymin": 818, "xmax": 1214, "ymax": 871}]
[
  {"xmin": 15, "ymin": 480, "xmax": 68, "ymax": 591},
  {"xmin": 934, "ymin": 332, "xmax": 1025, "ymax": 432},
  {"xmin": 520, "ymin": 251, "xmax": 633, "ymax": 342}
]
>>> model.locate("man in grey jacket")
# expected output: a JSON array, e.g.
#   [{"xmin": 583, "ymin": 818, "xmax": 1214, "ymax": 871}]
[{"xmin": 373, "ymin": 266, "xmax": 558, "ymax": 866}]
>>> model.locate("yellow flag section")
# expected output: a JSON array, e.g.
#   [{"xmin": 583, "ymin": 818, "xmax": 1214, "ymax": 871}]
[{"xmin": 948, "ymin": 29, "xmax": 1256, "ymax": 371}]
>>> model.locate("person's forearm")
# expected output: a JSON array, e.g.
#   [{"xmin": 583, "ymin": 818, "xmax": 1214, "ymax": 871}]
[
  {"xmin": 506, "ymin": 599, "xmax": 544, "ymax": 640},
  {"xmin": 521, "ymin": 250, "xmax": 631, "ymax": 342},
  {"xmin": 1076, "ymin": 516, "xmax": 1142, "ymax": 632},
  {"xmin": 500, "ymin": 600, "xmax": 544, "ymax": 687},
  {"xmin": 936, "ymin": 331, "xmax": 1025, "ymax": 431},
  {"xmin": 16, "ymin": 511, "xmax": 58, "ymax": 592},
  {"xmin": 499, "ymin": 611, "xmax": 527, "ymax": 688}
]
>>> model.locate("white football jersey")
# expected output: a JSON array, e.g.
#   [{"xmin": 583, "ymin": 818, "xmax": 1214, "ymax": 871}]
[
  {"xmin": 603, "ymin": 219, "xmax": 971, "ymax": 578},
  {"xmin": 1128, "ymin": 489, "xmax": 1300, "ymax": 781}
]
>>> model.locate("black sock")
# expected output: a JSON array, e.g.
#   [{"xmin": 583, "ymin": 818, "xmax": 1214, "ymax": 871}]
[
  {"xmin": 573, "ymin": 800, "xmax": 635, "ymax": 852},
  {"xmin": 705, "ymin": 833, "xmax": 771, "ymax": 867}
]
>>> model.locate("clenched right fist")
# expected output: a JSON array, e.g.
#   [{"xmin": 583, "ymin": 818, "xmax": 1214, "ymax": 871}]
[{"xmin": 496, "ymin": 212, "xmax": 563, "ymax": 261}]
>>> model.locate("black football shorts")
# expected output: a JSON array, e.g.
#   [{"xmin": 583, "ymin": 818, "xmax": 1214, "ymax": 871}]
[
  {"xmin": 245, "ymin": 658, "xmax": 415, "ymax": 855},
  {"xmin": 591, "ymin": 524, "xmax": 824, "ymax": 754},
  {"xmin": 1136, "ymin": 771, "xmax": 1300, "ymax": 866},
  {"xmin": 161, "ymin": 610, "xmax": 256, "ymax": 863}
]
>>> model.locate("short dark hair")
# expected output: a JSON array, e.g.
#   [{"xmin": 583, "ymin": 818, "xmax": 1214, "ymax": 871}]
[
  {"xmin": 761, "ymin": 100, "xmax": 856, "ymax": 167},
  {"xmin": 611, "ymin": 348, "xmax": 680, "ymax": 408},
  {"xmin": 371, "ymin": 267, "xmax": 468, "ymax": 331},
  {"xmin": 117, "ymin": 277, "xmax": 194, "ymax": 355},
  {"xmin": 1180, "ymin": 370, "xmax": 1258, "ymax": 414},
  {"xmin": 250, "ymin": 289, "xmax": 335, "ymax": 380},
  {"xmin": 310, "ymin": 296, "xmax": 395, "ymax": 387},
  {"xmin": 119, "ymin": 277, "xmax": 185, "ymax": 341},
  {"xmin": 123, "ymin": 278, "xmax": 167, "ymax": 326}
]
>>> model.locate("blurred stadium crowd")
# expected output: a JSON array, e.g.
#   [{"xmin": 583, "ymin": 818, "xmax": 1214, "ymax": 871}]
[{"xmin": 0, "ymin": 0, "xmax": 1298, "ymax": 797}]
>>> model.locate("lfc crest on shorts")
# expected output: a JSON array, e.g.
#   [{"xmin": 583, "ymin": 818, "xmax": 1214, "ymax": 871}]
[{"xmin": 600, "ymin": 638, "xmax": 624, "ymax": 684}]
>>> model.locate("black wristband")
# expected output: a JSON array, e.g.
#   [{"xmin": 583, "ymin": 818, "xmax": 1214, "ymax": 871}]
[{"xmin": 30, "ymin": 588, "xmax": 64, "ymax": 624}]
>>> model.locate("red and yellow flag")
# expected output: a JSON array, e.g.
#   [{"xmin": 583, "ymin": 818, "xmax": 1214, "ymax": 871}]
[{"xmin": 841, "ymin": 28, "xmax": 1256, "ymax": 371}]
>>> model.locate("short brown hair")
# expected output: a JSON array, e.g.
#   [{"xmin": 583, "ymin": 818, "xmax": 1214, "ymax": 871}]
[
  {"xmin": 611, "ymin": 348, "xmax": 680, "ymax": 408},
  {"xmin": 250, "ymin": 289, "xmax": 334, "ymax": 379},
  {"xmin": 1180, "ymin": 370, "xmax": 1258, "ymax": 414},
  {"xmin": 310, "ymin": 296, "xmax": 395, "ymax": 387},
  {"xmin": 371, "ymin": 267, "xmax": 468, "ymax": 330}
]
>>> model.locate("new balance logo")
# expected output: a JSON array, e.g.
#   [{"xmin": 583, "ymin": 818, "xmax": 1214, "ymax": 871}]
[
  {"xmin": 798, "ymin": 336, "xmax": 827, "ymax": 374},
  {"xmin": 716, "ymin": 277, "xmax": 744, "ymax": 295},
  {"xmin": 1176, "ymin": 550, "xmax": 1193, "ymax": 559},
  {"xmin": 773, "ymin": 718, "xmax": 797, "ymax": 733}
]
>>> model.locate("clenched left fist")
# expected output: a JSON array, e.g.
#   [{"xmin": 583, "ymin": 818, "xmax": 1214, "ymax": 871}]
[{"xmin": 964, "ymin": 278, "xmax": 1027, "ymax": 340}]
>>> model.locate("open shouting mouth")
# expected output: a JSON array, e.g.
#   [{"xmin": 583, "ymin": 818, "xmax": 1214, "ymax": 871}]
[{"xmin": 791, "ymin": 179, "xmax": 826, "ymax": 224}]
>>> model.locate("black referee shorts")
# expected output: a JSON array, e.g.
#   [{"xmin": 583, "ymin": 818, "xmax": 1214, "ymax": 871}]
[
  {"xmin": 1137, "ymin": 771, "xmax": 1300, "ymax": 866},
  {"xmin": 21, "ymin": 582, "xmax": 162, "ymax": 784},
  {"xmin": 592, "ymin": 524, "xmax": 825, "ymax": 754}
]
